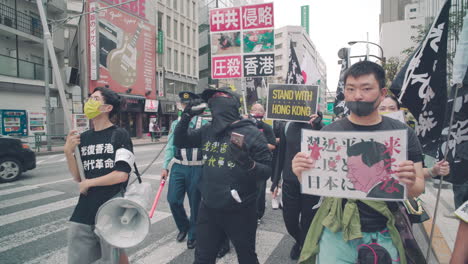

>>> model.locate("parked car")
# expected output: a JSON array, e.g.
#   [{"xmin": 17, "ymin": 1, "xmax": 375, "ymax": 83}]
[{"xmin": 0, "ymin": 135, "xmax": 36, "ymax": 182}]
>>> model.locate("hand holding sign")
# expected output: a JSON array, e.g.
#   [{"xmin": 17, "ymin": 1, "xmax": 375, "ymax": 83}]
[{"xmin": 292, "ymin": 152, "xmax": 315, "ymax": 181}]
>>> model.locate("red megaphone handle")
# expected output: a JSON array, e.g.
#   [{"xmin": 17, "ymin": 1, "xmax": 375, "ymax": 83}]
[{"xmin": 149, "ymin": 179, "xmax": 166, "ymax": 218}]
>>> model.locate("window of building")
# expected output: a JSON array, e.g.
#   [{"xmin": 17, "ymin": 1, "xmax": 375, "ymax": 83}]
[
  {"xmin": 292, "ymin": 41, "xmax": 297, "ymax": 47},
  {"xmin": 173, "ymin": 0, "xmax": 177, "ymax": 11},
  {"xmin": 181, "ymin": 52, "xmax": 185, "ymax": 73},
  {"xmin": 187, "ymin": 54, "xmax": 191, "ymax": 76},
  {"xmin": 157, "ymin": 12, "xmax": 163, "ymax": 30},
  {"xmin": 167, "ymin": 48, "xmax": 172, "ymax": 69},
  {"xmin": 174, "ymin": 19, "xmax": 178, "ymax": 40},
  {"xmin": 275, "ymin": 44, "xmax": 282, "ymax": 49},
  {"xmin": 275, "ymin": 55, "xmax": 282, "ymax": 60},
  {"xmin": 166, "ymin": 0, "xmax": 170, "ymax": 7},
  {"xmin": 275, "ymin": 66, "xmax": 282, "ymax": 71},
  {"xmin": 193, "ymin": 29, "xmax": 196, "ymax": 45},
  {"xmin": 166, "ymin": 16, "xmax": 171, "ymax": 37},
  {"xmin": 275, "ymin": 32, "xmax": 282, "ymax": 38},
  {"xmin": 410, "ymin": 8, "xmax": 417, "ymax": 12},
  {"xmin": 181, "ymin": 0, "xmax": 184, "ymax": 14},
  {"xmin": 158, "ymin": 52, "xmax": 163, "ymax": 67},
  {"xmin": 187, "ymin": 26, "xmax": 190, "ymax": 45},
  {"xmin": 174, "ymin": 50, "xmax": 179, "ymax": 72},
  {"xmin": 180, "ymin": 23, "xmax": 184, "ymax": 42},
  {"xmin": 193, "ymin": 56, "xmax": 197, "ymax": 76},
  {"xmin": 187, "ymin": 0, "xmax": 190, "ymax": 17},
  {"xmin": 192, "ymin": 2, "xmax": 196, "ymax": 19}
]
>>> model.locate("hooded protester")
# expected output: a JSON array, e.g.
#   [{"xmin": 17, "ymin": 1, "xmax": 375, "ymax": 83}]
[{"xmin": 173, "ymin": 88, "xmax": 272, "ymax": 264}]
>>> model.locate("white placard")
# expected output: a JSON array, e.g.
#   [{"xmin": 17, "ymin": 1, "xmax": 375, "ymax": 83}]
[
  {"xmin": 383, "ymin": 110, "xmax": 406, "ymax": 124},
  {"xmin": 300, "ymin": 129, "xmax": 408, "ymax": 201},
  {"xmin": 455, "ymin": 200, "xmax": 468, "ymax": 222}
]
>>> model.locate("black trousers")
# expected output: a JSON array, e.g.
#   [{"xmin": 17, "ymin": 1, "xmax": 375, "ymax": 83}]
[
  {"xmin": 194, "ymin": 202, "xmax": 259, "ymax": 264},
  {"xmin": 256, "ymin": 180, "xmax": 266, "ymax": 219},
  {"xmin": 282, "ymin": 179, "xmax": 320, "ymax": 246}
]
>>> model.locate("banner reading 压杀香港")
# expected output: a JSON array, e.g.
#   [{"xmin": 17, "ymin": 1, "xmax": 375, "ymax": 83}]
[
  {"xmin": 210, "ymin": 3, "xmax": 275, "ymax": 79},
  {"xmin": 301, "ymin": 129, "xmax": 408, "ymax": 201},
  {"xmin": 266, "ymin": 84, "xmax": 318, "ymax": 122}
]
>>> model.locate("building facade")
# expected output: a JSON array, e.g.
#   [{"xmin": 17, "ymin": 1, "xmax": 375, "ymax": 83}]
[
  {"xmin": 0, "ymin": 0, "xmax": 69, "ymax": 137},
  {"xmin": 273, "ymin": 26, "xmax": 328, "ymax": 112}
]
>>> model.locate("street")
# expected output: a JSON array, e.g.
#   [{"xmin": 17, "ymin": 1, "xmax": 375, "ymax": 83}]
[{"xmin": 0, "ymin": 144, "xmax": 297, "ymax": 264}]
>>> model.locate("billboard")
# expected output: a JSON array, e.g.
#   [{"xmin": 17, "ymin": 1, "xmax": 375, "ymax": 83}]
[
  {"xmin": 210, "ymin": 3, "xmax": 274, "ymax": 79},
  {"xmin": 88, "ymin": 0, "xmax": 156, "ymax": 99}
]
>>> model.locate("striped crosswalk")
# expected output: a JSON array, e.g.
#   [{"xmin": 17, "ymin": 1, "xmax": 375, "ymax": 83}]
[{"xmin": 0, "ymin": 182, "xmax": 292, "ymax": 264}]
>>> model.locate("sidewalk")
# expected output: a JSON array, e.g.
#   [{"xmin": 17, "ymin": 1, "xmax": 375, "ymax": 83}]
[{"xmin": 35, "ymin": 135, "xmax": 168, "ymax": 156}]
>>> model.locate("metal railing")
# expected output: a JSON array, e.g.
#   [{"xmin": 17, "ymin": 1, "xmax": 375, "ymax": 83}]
[
  {"xmin": 0, "ymin": 3, "xmax": 48, "ymax": 38},
  {"xmin": 0, "ymin": 54, "xmax": 52, "ymax": 82}
]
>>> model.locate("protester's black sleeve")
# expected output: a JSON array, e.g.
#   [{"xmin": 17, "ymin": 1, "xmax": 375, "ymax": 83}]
[
  {"xmin": 173, "ymin": 113, "xmax": 204, "ymax": 149},
  {"xmin": 270, "ymin": 124, "xmax": 286, "ymax": 192},
  {"xmin": 248, "ymin": 132, "xmax": 272, "ymax": 181},
  {"xmin": 262, "ymin": 123, "xmax": 277, "ymax": 146}
]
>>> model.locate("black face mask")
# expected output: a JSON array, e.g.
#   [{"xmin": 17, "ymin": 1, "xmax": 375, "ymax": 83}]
[
  {"xmin": 345, "ymin": 96, "xmax": 380, "ymax": 117},
  {"xmin": 209, "ymin": 97, "xmax": 240, "ymax": 134}
]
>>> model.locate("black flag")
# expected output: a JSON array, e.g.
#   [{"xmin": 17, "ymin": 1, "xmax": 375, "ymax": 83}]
[
  {"xmin": 246, "ymin": 77, "xmax": 260, "ymax": 106},
  {"xmin": 334, "ymin": 48, "xmax": 350, "ymax": 116},
  {"xmin": 390, "ymin": 0, "xmax": 450, "ymax": 154},
  {"xmin": 286, "ymin": 41, "xmax": 305, "ymax": 84}
]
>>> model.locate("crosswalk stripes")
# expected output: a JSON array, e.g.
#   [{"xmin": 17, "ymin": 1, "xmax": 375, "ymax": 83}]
[
  {"xmin": 0, "ymin": 185, "xmax": 37, "ymax": 196},
  {"xmin": 0, "ymin": 190, "xmax": 63, "ymax": 209}
]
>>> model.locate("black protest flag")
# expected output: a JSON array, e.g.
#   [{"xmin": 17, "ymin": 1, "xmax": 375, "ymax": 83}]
[
  {"xmin": 334, "ymin": 48, "xmax": 350, "ymax": 116},
  {"xmin": 286, "ymin": 41, "xmax": 305, "ymax": 85},
  {"xmin": 246, "ymin": 77, "xmax": 260, "ymax": 106},
  {"xmin": 390, "ymin": 0, "xmax": 450, "ymax": 154}
]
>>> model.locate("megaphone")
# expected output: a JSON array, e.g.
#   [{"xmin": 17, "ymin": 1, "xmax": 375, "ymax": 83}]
[{"xmin": 95, "ymin": 181, "xmax": 153, "ymax": 249}]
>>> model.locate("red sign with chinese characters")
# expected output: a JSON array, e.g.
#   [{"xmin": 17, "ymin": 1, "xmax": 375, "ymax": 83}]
[
  {"xmin": 88, "ymin": 1, "xmax": 156, "ymax": 99},
  {"xmin": 241, "ymin": 3, "xmax": 274, "ymax": 29},
  {"xmin": 210, "ymin": 7, "xmax": 241, "ymax": 32},
  {"xmin": 212, "ymin": 56, "xmax": 242, "ymax": 79}
]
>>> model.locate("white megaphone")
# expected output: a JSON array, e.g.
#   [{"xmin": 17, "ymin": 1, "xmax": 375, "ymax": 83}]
[{"xmin": 95, "ymin": 178, "xmax": 153, "ymax": 249}]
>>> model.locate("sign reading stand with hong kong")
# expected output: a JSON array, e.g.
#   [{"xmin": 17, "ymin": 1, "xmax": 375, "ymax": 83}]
[
  {"xmin": 300, "ymin": 130, "xmax": 408, "ymax": 201},
  {"xmin": 209, "ymin": 3, "xmax": 275, "ymax": 79}
]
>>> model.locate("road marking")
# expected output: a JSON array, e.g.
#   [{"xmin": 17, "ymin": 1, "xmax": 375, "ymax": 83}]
[
  {"xmin": 0, "ymin": 182, "xmax": 20, "ymax": 188},
  {"xmin": 0, "ymin": 218, "xmax": 69, "ymax": 253},
  {"xmin": 23, "ymin": 211, "xmax": 172, "ymax": 264},
  {"xmin": 31, "ymin": 178, "xmax": 72, "ymax": 188},
  {"xmin": 0, "ymin": 185, "xmax": 37, "ymax": 196},
  {"xmin": 216, "ymin": 230, "xmax": 284, "ymax": 264},
  {"xmin": 0, "ymin": 197, "xmax": 78, "ymax": 227},
  {"xmin": 0, "ymin": 190, "xmax": 63, "ymax": 209},
  {"xmin": 142, "ymin": 174, "xmax": 161, "ymax": 180},
  {"xmin": 130, "ymin": 230, "xmax": 182, "ymax": 263}
]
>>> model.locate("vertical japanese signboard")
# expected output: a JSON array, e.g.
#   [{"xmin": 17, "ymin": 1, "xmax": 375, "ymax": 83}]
[
  {"xmin": 87, "ymin": 0, "xmax": 156, "ymax": 99},
  {"xmin": 209, "ymin": 3, "xmax": 275, "ymax": 79},
  {"xmin": 301, "ymin": 5, "xmax": 309, "ymax": 35},
  {"xmin": 89, "ymin": 1, "xmax": 99, "ymax": 80}
]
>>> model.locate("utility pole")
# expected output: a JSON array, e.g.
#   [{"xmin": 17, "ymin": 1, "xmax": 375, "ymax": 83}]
[{"xmin": 43, "ymin": 0, "xmax": 52, "ymax": 151}]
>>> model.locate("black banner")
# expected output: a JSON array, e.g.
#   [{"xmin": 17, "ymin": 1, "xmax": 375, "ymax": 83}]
[
  {"xmin": 286, "ymin": 41, "xmax": 305, "ymax": 84},
  {"xmin": 334, "ymin": 48, "xmax": 350, "ymax": 116},
  {"xmin": 390, "ymin": 0, "xmax": 450, "ymax": 152},
  {"xmin": 243, "ymin": 54, "xmax": 275, "ymax": 77},
  {"xmin": 266, "ymin": 84, "xmax": 318, "ymax": 122}
]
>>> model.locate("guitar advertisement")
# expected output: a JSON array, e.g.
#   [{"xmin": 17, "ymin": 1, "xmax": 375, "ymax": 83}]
[{"xmin": 88, "ymin": 0, "xmax": 156, "ymax": 99}]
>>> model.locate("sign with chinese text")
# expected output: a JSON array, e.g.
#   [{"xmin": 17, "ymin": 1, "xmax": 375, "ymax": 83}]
[
  {"xmin": 301, "ymin": 130, "xmax": 408, "ymax": 201},
  {"xmin": 28, "ymin": 112, "xmax": 46, "ymax": 135},
  {"xmin": 144, "ymin": 99, "xmax": 158, "ymax": 112},
  {"xmin": 266, "ymin": 84, "xmax": 318, "ymax": 122},
  {"xmin": 210, "ymin": 2, "xmax": 274, "ymax": 79},
  {"xmin": 89, "ymin": 1, "xmax": 99, "ymax": 80},
  {"xmin": 301, "ymin": 5, "xmax": 309, "ymax": 35},
  {"xmin": 157, "ymin": 30, "xmax": 164, "ymax": 54},
  {"xmin": 88, "ymin": 1, "xmax": 156, "ymax": 99}
]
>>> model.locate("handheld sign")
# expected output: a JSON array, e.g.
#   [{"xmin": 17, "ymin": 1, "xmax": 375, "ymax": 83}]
[
  {"xmin": 266, "ymin": 84, "xmax": 318, "ymax": 122},
  {"xmin": 300, "ymin": 129, "xmax": 408, "ymax": 201}
]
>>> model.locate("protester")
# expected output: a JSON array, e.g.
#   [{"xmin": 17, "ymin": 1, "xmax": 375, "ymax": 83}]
[
  {"xmin": 293, "ymin": 61, "xmax": 425, "ymax": 264},
  {"xmin": 271, "ymin": 112, "xmax": 323, "ymax": 260},
  {"xmin": 64, "ymin": 87, "xmax": 133, "ymax": 264},
  {"xmin": 161, "ymin": 92, "xmax": 208, "ymax": 249},
  {"xmin": 250, "ymin": 103, "xmax": 276, "ymax": 223},
  {"xmin": 173, "ymin": 88, "xmax": 272, "ymax": 263},
  {"xmin": 378, "ymin": 95, "xmax": 450, "ymax": 179}
]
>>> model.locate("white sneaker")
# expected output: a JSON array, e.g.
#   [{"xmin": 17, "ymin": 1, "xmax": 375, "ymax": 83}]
[{"xmin": 272, "ymin": 198, "xmax": 280, "ymax": 209}]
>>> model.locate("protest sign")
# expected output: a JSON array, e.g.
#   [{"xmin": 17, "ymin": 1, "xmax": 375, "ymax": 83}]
[
  {"xmin": 455, "ymin": 201, "xmax": 468, "ymax": 223},
  {"xmin": 266, "ymin": 84, "xmax": 318, "ymax": 122},
  {"xmin": 300, "ymin": 129, "xmax": 408, "ymax": 201}
]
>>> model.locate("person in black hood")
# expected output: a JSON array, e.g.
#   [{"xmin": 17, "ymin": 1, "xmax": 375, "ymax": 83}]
[{"xmin": 174, "ymin": 88, "xmax": 272, "ymax": 264}]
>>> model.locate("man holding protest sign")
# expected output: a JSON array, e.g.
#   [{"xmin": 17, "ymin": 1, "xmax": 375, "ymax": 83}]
[{"xmin": 292, "ymin": 61, "xmax": 425, "ymax": 264}]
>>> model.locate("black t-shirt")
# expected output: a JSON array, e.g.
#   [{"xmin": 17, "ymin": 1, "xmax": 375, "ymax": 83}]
[
  {"xmin": 321, "ymin": 116, "xmax": 423, "ymax": 232},
  {"xmin": 70, "ymin": 126, "xmax": 133, "ymax": 225},
  {"xmin": 258, "ymin": 121, "xmax": 276, "ymax": 146}
]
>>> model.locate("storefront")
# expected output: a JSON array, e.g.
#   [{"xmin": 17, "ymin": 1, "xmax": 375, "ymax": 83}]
[
  {"xmin": 159, "ymin": 100, "xmax": 178, "ymax": 133},
  {"xmin": 117, "ymin": 94, "xmax": 145, "ymax": 138}
]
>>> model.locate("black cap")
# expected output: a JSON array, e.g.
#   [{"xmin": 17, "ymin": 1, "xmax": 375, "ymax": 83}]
[
  {"xmin": 178, "ymin": 91, "xmax": 200, "ymax": 103},
  {"xmin": 201, "ymin": 88, "xmax": 240, "ymax": 102}
]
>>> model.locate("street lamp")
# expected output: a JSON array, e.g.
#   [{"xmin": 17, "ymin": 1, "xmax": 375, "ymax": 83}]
[{"xmin": 348, "ymin": 41, "xmax": 386, "ymax": 65}]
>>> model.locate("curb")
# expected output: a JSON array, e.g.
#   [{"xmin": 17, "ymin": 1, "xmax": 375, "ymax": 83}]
[{"xmin": 35, "ymin": 141, "xmax": 167, "ymax": 156}]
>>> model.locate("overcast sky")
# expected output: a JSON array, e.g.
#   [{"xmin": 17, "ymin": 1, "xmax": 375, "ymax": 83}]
[{"xmin": 274, "ymin": 0, "xmax": 381, "ymax": 93}]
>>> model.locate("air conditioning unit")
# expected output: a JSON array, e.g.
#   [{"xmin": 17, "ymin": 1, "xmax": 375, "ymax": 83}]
[{"xmin": 65, "ymin": 66, "xmax": 79, "ymax": 85}]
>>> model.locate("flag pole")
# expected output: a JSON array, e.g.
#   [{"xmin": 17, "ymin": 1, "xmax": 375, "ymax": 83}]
[
  {"xmin": 242, "ymin": 78, "xmax": 248, "ymax": 115},
  {"xmin": 426, "ymin": 82, "xmax": 462, "ymax": 261}
]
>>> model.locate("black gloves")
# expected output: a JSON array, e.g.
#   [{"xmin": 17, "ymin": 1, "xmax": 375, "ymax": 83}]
[
  {"xmin": 312, "ymin": 111, "xmax": 323, "ymax": 125},
  {"xmin": 183, "ymin": 99, "xmax": 206, "ymax": 117},
  {"xmin": 228, "ymin": 143, "xmax": 255, "ymax": 170}
]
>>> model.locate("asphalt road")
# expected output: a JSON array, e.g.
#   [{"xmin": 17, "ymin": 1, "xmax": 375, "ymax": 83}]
[{"xmin": 0, "ymin": 144, "xmax": 298, "ymax": 264}]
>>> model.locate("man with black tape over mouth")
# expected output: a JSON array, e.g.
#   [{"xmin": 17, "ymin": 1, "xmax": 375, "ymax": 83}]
[{"xmin": 174, "ymin": 88, "xmax": 272, "ymax": 264}]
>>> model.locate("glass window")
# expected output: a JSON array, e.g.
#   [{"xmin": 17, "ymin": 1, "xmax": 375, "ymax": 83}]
[
  {"xmin": 181, "ymin": 52, "xmax": 185, "ymax": 73},
  {"xmin": 167, "ymin": 48, "xmax": 172, "ymax": 69},
  {"xmin": 193, "ymin": 29, "xmax": 196, "ymax": 46},
  {"xmin": 275, "ymin": 32, "xmax": 282, "ymax": 38},
  {"xmin": 187, "ymin": 26, "xmax": 190, "ymax": 45},
  {"xmin": 181, "ymin": 0, "xmax": 184, "ymax": 14},
  {"xmin": 275, "ymin": 44, "xmax": 282, "ymax": 49},
  {"xmin": 180, "ymin": 23, "xmax": 184, "ymax": 43},
  {"xmin": 157, "ymin": 12, "xmax": 163, "ymax": 30},
  {"xmin": 187, "ymin": 54, "xmax": 191, "ymax": 76},
  {"xmin": 192, "ymin": 2, "xmax": 196, "ymax": 20},
  {"xmin": 193, "ymin": 56, "xmax": 196, "ymax": 76},
  {"xmin": 158, "ymin": 52, "xmax": 163, "ymax": 67},
  {"xmin": 187, "ymin": 0, "xmax": 190, "ymax": 17},
  {"xmin": 173, "ymin": 0, "xmax": 177, "ymax": 10},
  {"xmin": 174, "ymin": 51, "xmax": 178, "ymax": 72},
  {"xmin": 166, "ymin": 16, "xmax": 171, "ymax": 37},
  {"xmin": 174, "ymin": 19, "xmax": 178, "ymax": 40}
]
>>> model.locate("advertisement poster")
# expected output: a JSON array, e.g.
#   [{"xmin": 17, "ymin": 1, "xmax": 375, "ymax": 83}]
[
  {"xmin": 89, "ymin": 0, "xmax": 156, "ymax": 99},
  {"xmin": 210, "ymin": 2, "xmax": 274, "ymax": 79},
  {"xmin": 28, "ymin": 112, "xmax": 46, "ymax": 135},
  {"xmin": 266, "ymin": 84, "xmax": 318, "ymax": 122},
  {"xmin": 0, "ymin": 110, "xmax": 28, "ymax": 136},
  {"xmin": 300, "ymin": 129, "xmax": 408, "ymax": 201}
]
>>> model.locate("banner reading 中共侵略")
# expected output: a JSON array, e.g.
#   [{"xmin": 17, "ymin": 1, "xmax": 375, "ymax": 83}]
[
  {"xmin": 209, "ymin": 3, "xmax": 275, "ymax": 79},
  {"xmin": 300, "ymin": 129, "xmax": 408, "ymax": 201},
  {"xmin": 266, "ymin": 84, "xmax": 318, "ymax": 122}
]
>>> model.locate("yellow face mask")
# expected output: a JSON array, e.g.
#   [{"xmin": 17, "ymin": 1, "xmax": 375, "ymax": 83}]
[{"xmin": 84, "ymin": 99, "xmax": 103, "ymax": 119}]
